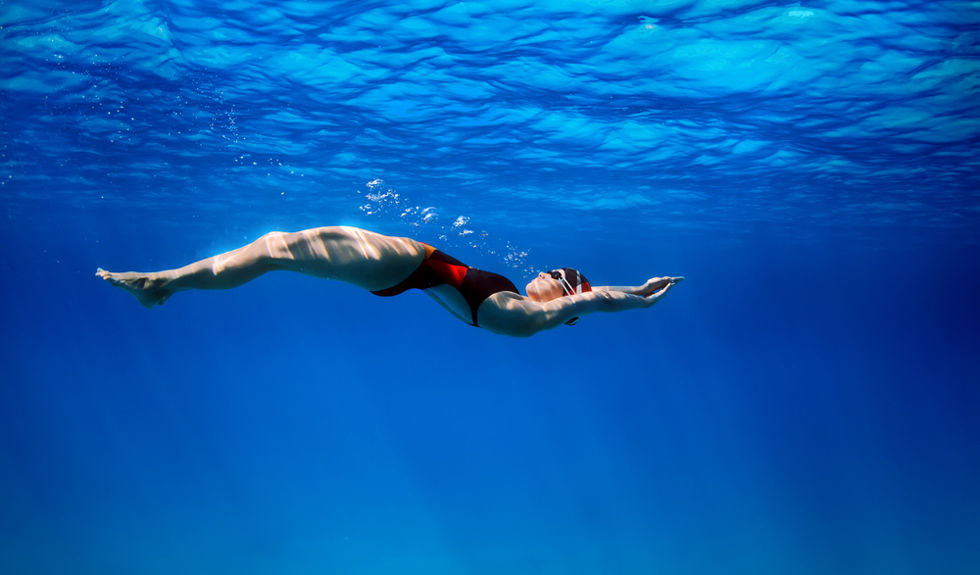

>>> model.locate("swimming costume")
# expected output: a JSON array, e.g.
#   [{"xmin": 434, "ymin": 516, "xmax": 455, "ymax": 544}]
[{"xmin": 371, "ymin": 244, "xmax": 519, "ymax": 327}]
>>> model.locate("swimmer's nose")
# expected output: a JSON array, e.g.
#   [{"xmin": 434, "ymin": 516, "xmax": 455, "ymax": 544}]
[{"xmin": 538, "ymin": 272, "xmax": 548, "ymax": 279}]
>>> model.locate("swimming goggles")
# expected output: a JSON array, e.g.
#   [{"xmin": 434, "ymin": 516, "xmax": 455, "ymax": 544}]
[{"xmin": 549, "ymin": 269, "xmax": 575, "ymax": 296}]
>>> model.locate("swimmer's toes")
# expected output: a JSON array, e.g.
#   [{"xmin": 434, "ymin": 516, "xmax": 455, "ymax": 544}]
[
  {"xmin": 96, "ymin": 268, "xmax": 128, "ymax": 287},
  {"xmin": 97, "ymin": 269, "xmax": 171, "ymax": 307}
]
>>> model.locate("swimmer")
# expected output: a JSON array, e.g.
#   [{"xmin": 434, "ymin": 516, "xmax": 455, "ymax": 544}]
[{"xmin": 97, "ymin": 226, "xmax": 682, "ymax": 337}]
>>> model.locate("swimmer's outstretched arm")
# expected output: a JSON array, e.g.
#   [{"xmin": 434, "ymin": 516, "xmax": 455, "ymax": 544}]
[
  {"xmin": 593, "ymin": 276, "xmax": 683, "ymax": 297},
  {"xmin": 479, "ymin": 278, "xmax": 683, "ymax": 337}
]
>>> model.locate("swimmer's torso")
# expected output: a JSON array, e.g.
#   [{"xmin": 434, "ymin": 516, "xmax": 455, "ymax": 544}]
[{"xmin": 371, "ymin": 244, "xmax": 519, "ymax": 326}]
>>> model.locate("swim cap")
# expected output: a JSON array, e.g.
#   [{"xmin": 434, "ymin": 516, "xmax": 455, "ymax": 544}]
[
  {"xmin": 548, "ymin": 268, "xmax": 591, "ymax": 325},
  {"xmin": 548, "ymin": 268, "xmax": 592, "ymax": 296}
]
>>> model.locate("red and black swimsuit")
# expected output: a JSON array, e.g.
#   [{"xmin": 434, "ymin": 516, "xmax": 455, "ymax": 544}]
[{"xmin": 371, "ymin": 244, "xmax": 519, "ymax": 327}]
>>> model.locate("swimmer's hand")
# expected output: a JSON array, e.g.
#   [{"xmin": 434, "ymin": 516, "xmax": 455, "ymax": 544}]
[
  {"xmin": 638, "ymin": 276, "xmax": 684, "ymax": 296},
  {"xmin": 639, "ymin": 276, "xmax": 682, "ymax": 306}
]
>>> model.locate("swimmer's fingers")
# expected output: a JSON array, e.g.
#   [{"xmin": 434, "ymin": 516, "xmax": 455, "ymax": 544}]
[
  {"xmin": 644, "ymin": 281, "xmax": 674, "ymax": 305},
  {"xmin": 640, "ymin": 276, "xmax": 673, "ymax": 295}
]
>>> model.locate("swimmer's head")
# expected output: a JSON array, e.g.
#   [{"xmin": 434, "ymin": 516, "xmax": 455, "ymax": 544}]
[
  {"xmin": 525, "ymin": 267, "xmax": 591, "ymax": 302},
  {"xmin": 551, "ymin": 268, "xmax": 592, "ymax": 296}
]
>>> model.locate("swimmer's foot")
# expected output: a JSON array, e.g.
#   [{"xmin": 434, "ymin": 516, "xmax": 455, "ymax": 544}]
[{"xmin": 96, "ymin": 268, "xmax": 173, "ymax": 307}]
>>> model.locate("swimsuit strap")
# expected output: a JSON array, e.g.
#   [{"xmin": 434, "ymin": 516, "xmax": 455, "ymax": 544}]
[{"xmin": 459, "ymin": 268, "xmax": 518, "ymax": 326}]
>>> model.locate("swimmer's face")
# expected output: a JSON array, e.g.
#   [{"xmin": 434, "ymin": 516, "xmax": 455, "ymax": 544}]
[{"xmin": 526, "ymin": 272, "xmax": 566, "ymax": 302}]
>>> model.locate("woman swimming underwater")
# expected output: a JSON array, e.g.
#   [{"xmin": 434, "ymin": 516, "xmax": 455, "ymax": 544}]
[{"xmin": 97, "ymin": 226, "xmax": 683, "ymax": 337}]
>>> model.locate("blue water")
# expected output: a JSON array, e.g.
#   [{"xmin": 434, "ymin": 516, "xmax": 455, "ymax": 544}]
[{"xmin": 2, "ymin": 1, "xmax": 979, "ymax": 573}]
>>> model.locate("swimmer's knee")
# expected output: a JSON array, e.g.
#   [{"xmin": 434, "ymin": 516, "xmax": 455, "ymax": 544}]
[{"xmin": 256, "ymin": 231, "xmax": 297, "ymax": 262}]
